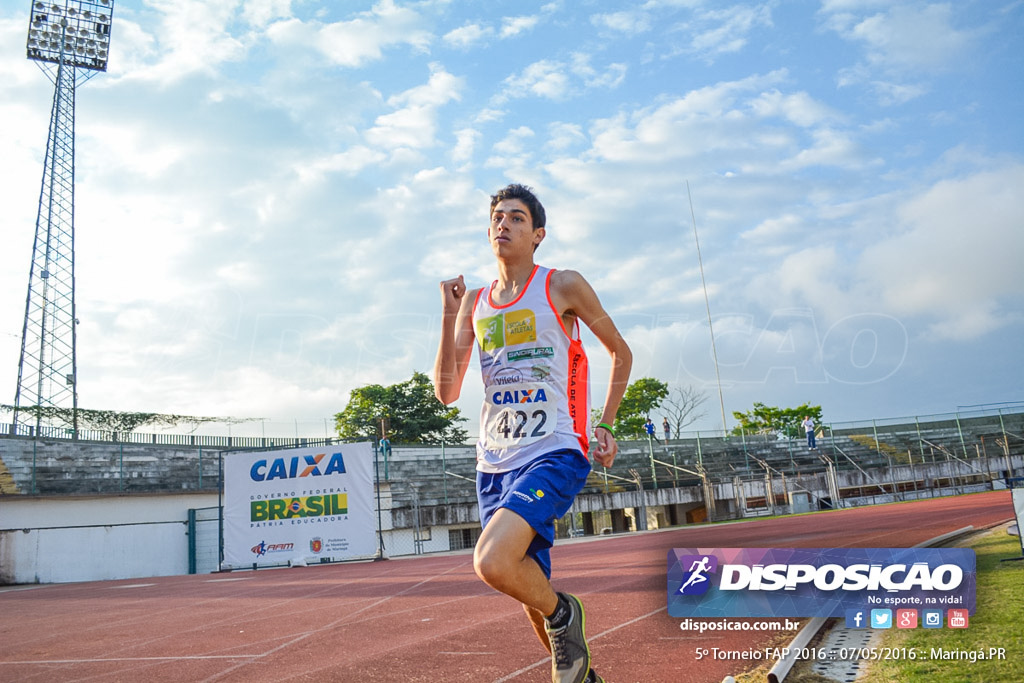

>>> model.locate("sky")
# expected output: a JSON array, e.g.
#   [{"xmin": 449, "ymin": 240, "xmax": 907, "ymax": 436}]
[{"xmin": 1, "ymin": 0, "xmax": 1022, "ymax": 439}]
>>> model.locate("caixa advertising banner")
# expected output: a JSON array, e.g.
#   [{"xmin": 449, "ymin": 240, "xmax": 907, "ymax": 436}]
[
  {"xmin": 223, "ymin": 443, "xmax": 376, "ymax": 569},
  {"xmin": 668, "ymin": 548, "xmax": 975, "ymax": 618}
]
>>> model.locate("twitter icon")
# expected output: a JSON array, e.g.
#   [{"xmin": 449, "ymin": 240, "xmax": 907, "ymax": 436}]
[{"xmin": 870, "ymin": 609, "xmax": 892, "ymax": 628}]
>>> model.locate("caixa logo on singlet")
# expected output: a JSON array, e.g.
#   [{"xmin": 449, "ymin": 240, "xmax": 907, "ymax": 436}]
[{"xmin": 491, "ymin": 388, "xmax": 549, "ymax": 404}]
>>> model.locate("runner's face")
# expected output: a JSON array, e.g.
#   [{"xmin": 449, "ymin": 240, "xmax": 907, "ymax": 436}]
[{"xmin": 489, "ymin": 199, "xmax": 544, "ymax": 256}]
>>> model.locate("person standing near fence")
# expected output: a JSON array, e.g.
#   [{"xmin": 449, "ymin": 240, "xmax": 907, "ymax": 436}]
[
  {"xmin": 803, "ymin": 415, "xmax": 816, "ymax": 449},
  {"xmin": 433, "ymin": 183, "xmax": 632, "ymax": 683}
]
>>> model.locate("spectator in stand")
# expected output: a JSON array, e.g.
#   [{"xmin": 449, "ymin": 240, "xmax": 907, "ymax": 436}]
[{"xmin": 802, "ymin": 415, "xmax": 816, "ymax": 449}]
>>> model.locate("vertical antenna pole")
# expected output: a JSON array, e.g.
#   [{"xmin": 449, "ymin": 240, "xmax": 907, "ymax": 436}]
[{"xmin": 687, "ymin": 180, "xmax": 728, "ymax": 434}]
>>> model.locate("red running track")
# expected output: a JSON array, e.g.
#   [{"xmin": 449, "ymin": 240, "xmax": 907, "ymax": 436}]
[{"xmin": 0, "ymin": 491, "xmax": 1013, "ymax": 683}]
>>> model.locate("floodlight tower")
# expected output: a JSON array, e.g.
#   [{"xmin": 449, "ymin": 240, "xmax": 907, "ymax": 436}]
[{"xmin": 12, "ymin": 0, "xmax": 114, "ymax": 437}]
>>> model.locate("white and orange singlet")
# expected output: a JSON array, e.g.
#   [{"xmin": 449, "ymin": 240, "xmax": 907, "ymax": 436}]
[{"xmin": 472, "ymin": 265, "xmax": 591, "ymax": 473}]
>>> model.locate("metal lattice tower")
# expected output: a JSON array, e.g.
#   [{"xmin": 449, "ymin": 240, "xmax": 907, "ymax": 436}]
[{"xmin": 12, "ymin": 0, "xmax": 114, "ymax": 436}]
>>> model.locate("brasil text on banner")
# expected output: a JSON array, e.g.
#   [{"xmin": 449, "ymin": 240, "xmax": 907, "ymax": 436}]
[{"xmin": 667, "ymin": 547, "xmax": 975, "ymax": 618}]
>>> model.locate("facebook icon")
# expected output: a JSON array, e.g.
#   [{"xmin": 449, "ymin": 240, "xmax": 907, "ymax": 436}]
[{"xmin": 845, "ymin": 609, "xmax": 867, "ymax": 629}]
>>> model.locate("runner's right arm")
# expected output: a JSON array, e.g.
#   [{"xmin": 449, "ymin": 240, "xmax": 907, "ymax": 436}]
[{"xmin": 433, "ymin": 275, "xmax": 478, "ymax": 405}]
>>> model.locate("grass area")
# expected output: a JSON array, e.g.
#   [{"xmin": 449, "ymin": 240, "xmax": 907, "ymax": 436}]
[
  {"xmin": 858, "ymin": 526, "xmax": 1024, "ymax": 683},
  {"xmin": 737, "ymin": 525, "xmax": 1024, "ymax": 683}
]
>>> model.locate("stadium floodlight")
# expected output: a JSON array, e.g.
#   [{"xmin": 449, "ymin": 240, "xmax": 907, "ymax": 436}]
[
  {"xmin": 26, "ymin": 0, "xmax": 114, "ymax": 72},
  {"xmin": 12, "ymin": 0, "xmax": 114, "ymax": 438}
]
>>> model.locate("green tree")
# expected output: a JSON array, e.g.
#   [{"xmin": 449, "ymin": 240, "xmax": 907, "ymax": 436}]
[
  {"xmin": 334, "ymin": 371, "xmax": 468, "ymax": 444},
  {"xmin": 614, "ymin": 377, "xmax": 669, "ymax": 438},
  {"xmin": 730, "ymin": 402, "xmax": 823, "ymax": 439}
]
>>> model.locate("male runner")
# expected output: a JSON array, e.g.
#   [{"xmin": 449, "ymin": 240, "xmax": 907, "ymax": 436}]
[{"xmin": 434, "ymin": 184, "xmax": 632, "ymax": 683}]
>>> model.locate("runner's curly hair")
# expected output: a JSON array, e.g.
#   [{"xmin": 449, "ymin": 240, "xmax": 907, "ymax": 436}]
[{"xmin": 490, "ymin": 183, "xmax": 546, "ymax": 229}]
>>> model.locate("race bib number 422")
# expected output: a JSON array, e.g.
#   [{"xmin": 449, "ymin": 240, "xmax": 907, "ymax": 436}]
[{"xmin": 482, "ymin": 381, "xmax": 552, "ymax": 449}]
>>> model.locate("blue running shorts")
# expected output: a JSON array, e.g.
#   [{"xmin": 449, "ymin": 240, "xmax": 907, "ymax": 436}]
[{"xmin": 476, "ymin": 449, "xmax": 592, "ymax": 578}]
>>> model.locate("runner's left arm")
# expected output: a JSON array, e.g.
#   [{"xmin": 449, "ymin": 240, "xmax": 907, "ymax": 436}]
[{"xmin": 551, "ymin": 270, "xmax": 632, "ymax": 468}]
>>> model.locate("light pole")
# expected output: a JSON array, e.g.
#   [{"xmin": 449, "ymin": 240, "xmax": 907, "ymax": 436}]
[{"xmin": 13, "ymin": 1, "xmax": 115, "ymax": 437}]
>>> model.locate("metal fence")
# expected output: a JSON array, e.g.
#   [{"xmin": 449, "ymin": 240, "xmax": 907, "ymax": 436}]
[
  {"xmin": 2, "ymin": 408, "xmax": 1022, "ymax": 498},
  {"xmin": 0, "ymin": 420, "xmax": 340, "ymax": 449},
  {"xmin": 5, "ymin": 403, "xmax": 1021, "ymax": 449}
]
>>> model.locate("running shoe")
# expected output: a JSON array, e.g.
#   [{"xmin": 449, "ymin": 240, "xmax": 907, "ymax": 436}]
[{"xmin": 545, "ymin": 592, "xmax": 590, "ymax": 683}]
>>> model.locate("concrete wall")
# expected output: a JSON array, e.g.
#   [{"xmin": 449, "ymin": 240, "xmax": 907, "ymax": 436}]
[{"xmin": 0, "ymin": 492, "xmax": 217, "ymax": 584}]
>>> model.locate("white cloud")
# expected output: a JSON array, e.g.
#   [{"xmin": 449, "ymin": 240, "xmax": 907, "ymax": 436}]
[
  {"xmin": 295, "ymin": 146, "xmax": 387, "ymax": 182},
  {"xmin": 442, "ymin": 14, "xmax": 538, "ymax": 47},
  {"xmin": 267, "ymin": 1, "xmax": 431, "ymax": 68},
  {"xmin": 571, "ymin": 53, "xmax": 627, "ymax": 89},
  {"xmin": 193, "ymin": 365, "xmax": 350, "ymax": 419},
  {"xmin": 859, "ymin": 164, "xmax": 1024, "ymax": 338},
  {"xmin": 366, "ymin": 64, "xmax": 463, "ymax": 150},
  {"xmin": 451, "ymin": 127, "xmax": 481, "ymax": 165},
  {"xmin": 779, "ymin": 127, "xmax": 875, "ymax": 171},
  {"xmin": 822, "ymin": 2, "xmax": 981, "ymax": 104},
  {"xmin": 444, "ymin": 12, "xmax": 544, "ymax": 47},
  {"xmin": 740, "ymin": 213, "xmax": 804, "ymax": 242},
  {"xmin": 242, "ymin": 0, "xmax": 293, "ymax": 29},
  {"xmin": 738, "ymin": 164, "xmax": 1024, "ymax": 342},
  {"xmin": 685, "ymin": 4, "xmax": 774, "ymax": 60},
  {"xmin": 508, "ymin": 59, "xmax": 570, "ymax": 101},
  {"xmin": 586, "ymin": 71, "xmax": 804, "ymax": 166},
  {"xmin": 749, "ymin": 90, "xmax": 837, "ymax": 128},
  {"xmin": 110, "ymin": 1, "xmax": 248, "ymax": 84},
  {"xmin": 84, "ymin": 121, "xmax": 188, "ymax": 179},
  {"xmin": 548, "ymin": 122, "xmax": 585, "ymax": 151},
  {"xmin": 500, "ymin": 15, "xmax": 540, "ymax": 38},
  {"xmin": 0, "ymin": 19, "xmax": 48, "ymax": 86},
  {"xmin": 387, "ymin": 64, "xmax": 463, "ymax": 108},
  {"xmin": 495, "ymin": 55, "xmax": 628, "ymax": 104},
  {"xmin": 475, "ymin": 108, "xmax": 505, "ymax": 123},
  {"xmin": 837, "ymin": 63, "xmax": 928, "ymax": 105},
  {"xmin": 367, "ymin": 105, "xmax": 438, "ymax": 149},
  {"xmin": 443, "ymin": 22, "xmax": 492, "ymax": 48},
  {"xmin": 759, "ymin": 246, "xmax": 850, "ymax": 314},
  {"xmin": 819, "ymin": 0, "xmax": 890, "ymax": 12},
  {"xmin": 591, "ymin": 11, "xmax": 652, "ymax": 35},
  {"xmin": 869, "ymin": 80, "xmax": 928, "ymax": 107},
  {"xmin": 486, "ymin": 126, "xmax": 536, "ymax": 169},
  {"xmin": 848, "ymin": 4, "xmax": 974, "ymax": 72}
]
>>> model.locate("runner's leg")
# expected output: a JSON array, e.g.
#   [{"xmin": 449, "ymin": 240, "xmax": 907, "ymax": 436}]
[
  {"xmin": 474, "ymin": 507, "xmax": 558, "ymax": 616},
  {"xmin": 524, "ymin": 604, "xmax": 552, "ymax": 652}
]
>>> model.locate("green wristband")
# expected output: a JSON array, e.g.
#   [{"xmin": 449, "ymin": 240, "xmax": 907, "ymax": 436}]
[{"xmin": 595, "ymin": 422, "xmax": 615, "ymax": 437}]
